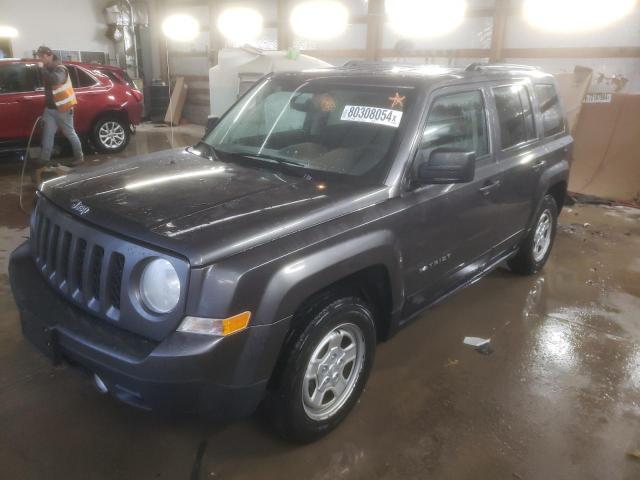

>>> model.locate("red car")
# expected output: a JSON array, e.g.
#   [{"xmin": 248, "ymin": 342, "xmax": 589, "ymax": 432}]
[{"xmin": 0, "ymin": 59, "xmax": 143, "ymax": 156}]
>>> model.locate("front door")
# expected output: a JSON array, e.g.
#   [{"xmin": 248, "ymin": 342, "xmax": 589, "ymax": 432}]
[
  {"xmin": 0, "ymin": 62, "xmax": 44, "ymax": 141},
  {"xmin": 397, "ymin": 87, "xmax": 504, "ymax": 317}
]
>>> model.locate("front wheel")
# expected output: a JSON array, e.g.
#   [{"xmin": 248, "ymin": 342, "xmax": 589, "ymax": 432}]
[
  {"xmin": 508, "ymin": 194, "xmax": 558, "ymax": 275},
  {"xmin": 91, "ymin": 116, "xmax": 130, "ymax": 153},
  {"xmin": 264, "ymin": 296, "xmax": 376, "ymax": 443}
]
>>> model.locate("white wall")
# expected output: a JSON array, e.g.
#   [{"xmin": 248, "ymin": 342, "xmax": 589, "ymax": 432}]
[{"xmin": 1, "ymin": 0, "xmax": 115, "ymax": 60}]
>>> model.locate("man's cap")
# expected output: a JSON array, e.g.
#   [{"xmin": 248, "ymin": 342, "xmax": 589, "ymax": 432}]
[{"xmin": 36, "ymin": 46, "xmax": 53, "ymax": 56}]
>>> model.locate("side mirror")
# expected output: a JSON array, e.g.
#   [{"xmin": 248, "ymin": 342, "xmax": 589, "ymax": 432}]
[
  {"xmin": 205, "ymin": 116, "xmax": 220, "ymax": 136},
  {"xmin": 416, "ymin": 149, "xmax": 476, "ymax": 184}
]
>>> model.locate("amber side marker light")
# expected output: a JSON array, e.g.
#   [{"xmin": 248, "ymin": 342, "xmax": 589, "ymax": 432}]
[{"xmin": 177, "ymin": 311, "xmax": 251, "ymax": 336}]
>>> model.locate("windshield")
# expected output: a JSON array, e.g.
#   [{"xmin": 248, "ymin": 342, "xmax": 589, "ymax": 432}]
[{"xmin": 203, "ymin": 76, "xmax": 412, "ymax": 182}]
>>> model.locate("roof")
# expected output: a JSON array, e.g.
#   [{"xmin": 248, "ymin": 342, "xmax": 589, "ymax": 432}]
[
  {"xmin": 273, "ymin": 62, "xmax": 554, "ymax": 88},
  {"xmin": 2, "ymin": 58, "xmax": 124, "ymax": 71}
]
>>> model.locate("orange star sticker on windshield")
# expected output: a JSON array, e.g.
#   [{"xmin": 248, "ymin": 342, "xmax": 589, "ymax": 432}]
[{"xmin": 389, "ymin": 92, "xmax": 406, "ymax": 109}]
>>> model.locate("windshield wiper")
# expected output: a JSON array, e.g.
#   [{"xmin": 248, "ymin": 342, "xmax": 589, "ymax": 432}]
[{"xmin": 240, "ymin": 153, "xmax": 306, "ymax": 168}]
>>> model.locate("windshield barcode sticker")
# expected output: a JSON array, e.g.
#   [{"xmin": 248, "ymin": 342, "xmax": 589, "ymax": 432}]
[{"xmin": 340, "ymin": 105, "xmax": 403, "ymax": 128}]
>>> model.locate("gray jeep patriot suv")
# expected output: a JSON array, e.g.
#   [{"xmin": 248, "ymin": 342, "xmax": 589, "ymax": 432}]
[{"xmin": 10, "ymin": 63, "xmax": 571, "ymax": 442}]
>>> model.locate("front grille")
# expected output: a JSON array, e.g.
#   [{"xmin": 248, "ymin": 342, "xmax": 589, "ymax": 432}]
[
  {"xmin": 29, "ymin": 197, "xmax": 189, "ymax": 340},
  {"xmin": 32, "ymin": 207, "xmax": 125, "ymax": 317},
  {"xmin": 108, "ymin": 253, "xmax": 125, "ymax": 310}
]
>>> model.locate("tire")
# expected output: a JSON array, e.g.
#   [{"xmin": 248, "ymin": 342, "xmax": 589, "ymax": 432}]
[
  {"xmin": 91, "ymin": 115, "xmax": 130, "ymax": 153},
  {"xmin": 508, "ymin": 194, "xmax": 558, "ymax": 275},
  {"xmin": 264, "ymin": 295, "xmax": 376, "ymax": 443}
]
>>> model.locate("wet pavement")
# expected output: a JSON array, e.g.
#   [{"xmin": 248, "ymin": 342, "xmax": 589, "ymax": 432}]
[{"xmin": 0, "ymin": 125, "xmax": 639, "ymax": 479}]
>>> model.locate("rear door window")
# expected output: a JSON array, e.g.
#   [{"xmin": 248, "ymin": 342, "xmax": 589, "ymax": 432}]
[
  {"xmin": 76, "ymin": 68, "xmax": 97, "ymax": 87},
  {"xmin": 535, "ymin": 84, "xmax": 565, "ymax": 137},
  {"xmin": 493, "ymin": 84, "xmax": 536, "ymax": 149},
  {"xmin": 421, "ymin": 90, "xmax": 489, "ymax": 157},
  {"xmin": 0, "ymin": 63, "xmax": 37, "ymax": 93},
  {"xmin": 66, "ymin": 65, "xmax": 96, "ymax": 88},
  {"xmin": 66, "ymin": 65, "xmax": 80, "ymax": 88}
]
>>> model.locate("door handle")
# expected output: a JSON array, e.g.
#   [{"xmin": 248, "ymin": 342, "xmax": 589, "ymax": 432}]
[
  {"xmin": 532, "ymin": 160, "xmax": 546, "ymax": 171},
  {"xmin": 479, "ymin": 179, "xmax": 501, "ymax": 195}
]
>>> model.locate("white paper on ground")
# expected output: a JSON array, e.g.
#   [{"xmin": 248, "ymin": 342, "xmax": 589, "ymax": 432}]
[{"xmin": 463, "ymin": 336, "xmax": 491, "ymax": 347}]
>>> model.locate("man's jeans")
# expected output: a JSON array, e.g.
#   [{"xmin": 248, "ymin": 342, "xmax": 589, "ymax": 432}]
[{"xmin": 39, "ymin": 108, "xmax": 84, "ymax": 165}]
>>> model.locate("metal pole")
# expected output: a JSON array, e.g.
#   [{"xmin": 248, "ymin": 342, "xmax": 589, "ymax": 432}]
[{"xmin": 124, "ymin": 0, "xmax": 140, "ymax": 78}]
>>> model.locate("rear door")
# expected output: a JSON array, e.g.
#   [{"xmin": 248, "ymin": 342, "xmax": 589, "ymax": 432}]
[
  {"xmin": 65, "ymin": 65, "xmax": 106, "ymax": 134},
  {"xmin": 488, "ymin": 81, "xmax": 545, "ymax": 252},
  {"xmin": 532, "ymin": 82, "xmax": 571, "ymax": 193},
  {"xmin": 0, "ymin": 62, "xmax": 44, "ymax": 140},
  {"xmin": 398, "ymin": 86, "xmax": 504, "ymax": 316}
]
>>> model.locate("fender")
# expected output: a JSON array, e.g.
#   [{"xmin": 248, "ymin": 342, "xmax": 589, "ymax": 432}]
[
  {"xmin": 183, "ymin": 229, "xmax": 404, "ymax": 386},
  {"xmin": 253, "ymin": 229, "xmax": 404, "ymax": 328}
]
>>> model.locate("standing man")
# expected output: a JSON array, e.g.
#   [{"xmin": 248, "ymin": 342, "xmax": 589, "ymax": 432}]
[{"xmin": 36, "ymin": 46, "xmax": 84, "ymax": 167}]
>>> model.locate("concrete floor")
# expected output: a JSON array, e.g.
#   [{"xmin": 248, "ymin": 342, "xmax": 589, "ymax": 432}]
[{"xmin": 1, "ymin": 124, "xmax": 639, "ymax": 479}]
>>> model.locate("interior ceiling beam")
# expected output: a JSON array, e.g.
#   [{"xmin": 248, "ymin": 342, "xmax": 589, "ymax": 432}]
[
  {"xmin": 490, "ymin": 0, "xmax": 509, "ymax": 62},
  {"xmin": 502, "ymin": 47, "xmax": 640, "ymax": 58},
  {"xmin": 208, "ymin": 0, "xmax": 224, "ymax": 66},
  {"xmin": 365, "ymin": 0, "xmax": 384, "ymax": 61},
  {"xmin": 277, "ymin": 0, "xmax": 292, "ymax": 50},
  {"xmin": 269, "ymin": 6, "xmax": 514, "ymax": 28}
]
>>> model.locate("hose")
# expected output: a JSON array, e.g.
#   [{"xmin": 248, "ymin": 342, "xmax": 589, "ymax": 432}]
[{"xmin": 19, "ymin": 115, "xmax": 42, "ymax": 214}]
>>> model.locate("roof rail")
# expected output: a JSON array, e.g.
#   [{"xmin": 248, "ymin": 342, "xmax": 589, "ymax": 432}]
[{"xmin": 465, "ymin": 62, "xmax": 537, "ymax": 72}]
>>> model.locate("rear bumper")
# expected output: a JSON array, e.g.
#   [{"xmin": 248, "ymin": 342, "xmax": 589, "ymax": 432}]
[
  {"xmin": 127, "ymin": 99, "xmax": 143, "ymax": 125},
  {"xmin": 9, "ymin": 242, "xmax": 289, "ymax": 419}
]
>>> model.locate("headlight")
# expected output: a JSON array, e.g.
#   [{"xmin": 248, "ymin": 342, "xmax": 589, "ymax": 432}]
[{"xmin": 140, "ymin": 258, "xmax": 181, "ymax": 314}]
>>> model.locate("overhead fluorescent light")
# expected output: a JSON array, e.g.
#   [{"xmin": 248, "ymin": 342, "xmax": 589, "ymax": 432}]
[
  {"xmin": 0, "ymin": 26, "xmax": 18, "ymax": 38},
  {"xmin": 386, "ymin": 0, "xmax": 467, "ymax": 38},
  {"xmin": 523, "ymin": 0, "xmax": 636, "ymax": 32},
  {"xmin": 217, "ymin": 7, "xmax": 264, "ymax": 44},
  {"xmin": 162, "ymin": 14, "xmax": 200, "ymax": 42},
  {"xmin": 290, "ymin": 1, "xmax": 349, "ymax": 41}
]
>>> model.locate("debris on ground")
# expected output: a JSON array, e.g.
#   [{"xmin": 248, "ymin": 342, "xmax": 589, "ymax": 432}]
[
  {"xmin": 463, "ymin": 337, "xmax": 493, "ymax": 355},
  {"xmin": 627, "ymin": 450, "xmax": 640, "ymax": 460},
  {"xmin": 464, "ymin": 337, "xmax": 490, "ymax": 347},
  {"xmin": 569, "ymin": 192, "xmax": 640, "ymax": 209},
  {"xmin": 444, "ymin": 358, "xmax": 459, "ymax": 368}
]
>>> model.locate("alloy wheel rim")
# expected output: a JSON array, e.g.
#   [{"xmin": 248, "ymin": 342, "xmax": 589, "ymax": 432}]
[
  {"xmin": 98, "ymin": 121, "xmax": 126, "ymax": 149},
  {"xmin": 302, "ymin": 322, "xmax": 365, "ymax": 421},
  {"xmin": 532, "ymin": 209, "xmax": 552, "ymax": 262}
]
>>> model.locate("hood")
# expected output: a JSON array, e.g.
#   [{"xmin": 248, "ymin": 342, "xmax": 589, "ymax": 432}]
[{"xmin": 40, "ymin": 149, "xmax": 389, "ymax": 265}]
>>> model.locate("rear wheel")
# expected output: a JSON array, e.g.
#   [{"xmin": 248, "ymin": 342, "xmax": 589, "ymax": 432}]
[
  {"xmin": 91, "ymin": 116, "xmax": 130, "ymax": 153},
  {"xmin": 264, "ymin": 296, "xmax": 376, "ymax": 443},
  {"xmin": 508, "ymin": 194, "xmax": 558, "ymax": 275}
]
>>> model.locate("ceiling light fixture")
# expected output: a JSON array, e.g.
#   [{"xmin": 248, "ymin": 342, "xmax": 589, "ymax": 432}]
[
  {"xmin": 162, "ymin": 14, "xmax": 200, "ymax": 42},
  {"xmin": 217, "ymin": 7, "xmax": 264, "ymax": 43},
  {"xmin": 0, "ymin": 26, "xmax": 18, "ymax": 38},
  {"xmin": 385, "ymin": 0, "xmax": 467, "ymax": 38},
  {"xmin": 290, "ymin": 0, "xmax": 349, "ymax": 41},
  {"xmin": 523, "ymin": 0, "xmax": 636, "ymax": 32}
]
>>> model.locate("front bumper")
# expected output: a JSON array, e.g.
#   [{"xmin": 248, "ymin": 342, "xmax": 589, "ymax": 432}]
[{"xmin": 9, "ymin": 242, "xmax": 289, "ymax": 419}]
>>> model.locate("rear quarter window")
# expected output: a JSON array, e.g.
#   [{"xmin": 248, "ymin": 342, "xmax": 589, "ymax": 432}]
[
  {"xmin": 535, "ymin": 84, "xmax": 565, "ymax": 137},
  {"xmin": 98, "ymin": 69, "xmax": 137, "ymax": 89},
  {"xmin": 493, "ymin": 84, "xmax": 536, "ymax": 149}
]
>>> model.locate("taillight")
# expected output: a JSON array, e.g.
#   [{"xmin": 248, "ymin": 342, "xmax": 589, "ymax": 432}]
[{"xmin": 131, "ymin": 89, "xmax": 143, "ymax": 102}]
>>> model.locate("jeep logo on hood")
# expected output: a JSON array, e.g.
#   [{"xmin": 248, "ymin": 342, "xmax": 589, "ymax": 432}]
[{"xmin": 70, "ymin": 200, "xmax": 90, "ymax": 216}]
